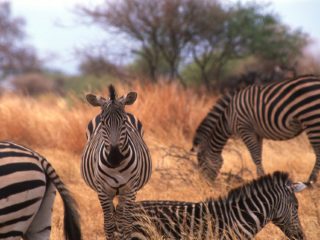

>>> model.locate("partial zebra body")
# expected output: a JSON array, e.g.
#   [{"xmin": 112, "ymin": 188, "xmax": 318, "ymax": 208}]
[
  {"xmin": 193, "ymin": 75, "xmax": 320, "ymax": 183},
  {"xmin": 81, "ymin": 86, "xmax": 152, "ymax": 239},
  {"xmin": 229, "ymin": 81, "xmax": 314, "ymax": 139},
  {"xmin": 0, "ymin": 141, "xmax": 81, "ymax": 240},
  {"xmin": 132, "ymin": 172, "xmax": 306, "ymax": 240},
  {"xmin": 82, "ymin": 113, "xmax": 150, "ymax": 194}
]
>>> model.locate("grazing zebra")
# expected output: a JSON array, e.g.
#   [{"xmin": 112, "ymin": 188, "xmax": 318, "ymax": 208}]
[
  {"xmin": 131, "ymin": 171, "xmax": 307, "ymax": 240},
  {"xmin": 0, "ymin": 141, "xmax": 81, "ymax": 240},
  {"xmin": 81, "ymin": 85, "xmax": 152, "ymax": 239},
  {"xmin": 192, "ymin": 75, "xmax": 320, "ymax": 184}
]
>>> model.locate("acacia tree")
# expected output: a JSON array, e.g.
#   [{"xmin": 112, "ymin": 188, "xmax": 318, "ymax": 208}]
[
  {"xmin": 80, "ymin": 0, "xmax": 201, "ymax": 83},
  {"xmin": 80, "ymin": 0, "xmax": 308, "ymax": 89},
  {"xmin": 80, "ymin": 0, "xmax": 161, "ymax": 82},
  {"xmin": 0, "ymin": 2, "xmax": 41, "ymax": 78},
  {"xmin": 187, "ymin": 1, "xmax": 228, "ymax": 89},
  {"xmin": 188, "ymin": 2, "xmax": 307, "ymax": 89}
]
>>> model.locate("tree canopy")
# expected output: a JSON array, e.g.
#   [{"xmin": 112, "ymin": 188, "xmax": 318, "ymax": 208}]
[{"xmin": 79, "ymin": 0, "xmax": 308, "ymax": 89}]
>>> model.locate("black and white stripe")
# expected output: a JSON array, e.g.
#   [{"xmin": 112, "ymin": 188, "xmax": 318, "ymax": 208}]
[
  {"xmin": 0, "ymin": 141, "xmax": 81, "ymax": 240},
  {"xmin": 81, "ymin": 85, "xmax": 152, "ymax": 239},
  {"xmin": 131, "ymin": 172, "xmax": 307, "ymax": 240},
  {"xmin": 192, "ymin": 75, "xmax": 320, "ymax": 184}
]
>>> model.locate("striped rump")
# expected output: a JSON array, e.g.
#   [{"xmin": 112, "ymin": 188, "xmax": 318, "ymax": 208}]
[{"xmin": 0, "ymin": 141, "xmax": 81, "ymax": 240}]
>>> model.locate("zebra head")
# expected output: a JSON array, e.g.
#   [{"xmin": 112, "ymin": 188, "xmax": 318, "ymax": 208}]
[
  {"xmin": 86, "ymin": 85, "xmax": 137, "ymax": 156},
  {"xmin": 197, "ymin": 150, "xmax": 223, "ymax": 183},
  {"xmin": 271, "ymin": 179, "xmax": 307, "ymax": 239}
]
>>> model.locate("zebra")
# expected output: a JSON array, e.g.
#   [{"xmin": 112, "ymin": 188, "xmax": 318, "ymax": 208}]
[
  {"xmin": 131, "ymin": 171, "xmax": 307, "ymax": 240},
  {"xmin": 0, "ymin": 141, "xmax": 81, "ymax": 240},
  {"xmin": 192, "ymin": 75, "xmax": 320, "ymax": 184},
  {"xmin": 81, "ymin": 85, "xmax": 152, "ymax": 239}
]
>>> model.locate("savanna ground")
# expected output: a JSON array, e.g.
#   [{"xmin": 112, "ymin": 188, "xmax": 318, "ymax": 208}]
[{"xmin": 0, "ymin": 82, "xmax": 319, "ymax": 239}]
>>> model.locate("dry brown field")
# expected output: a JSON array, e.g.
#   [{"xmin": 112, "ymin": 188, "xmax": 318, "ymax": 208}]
[{"xmin": 0, "ymin": 82, "xmax": 319, "ymax": 239}]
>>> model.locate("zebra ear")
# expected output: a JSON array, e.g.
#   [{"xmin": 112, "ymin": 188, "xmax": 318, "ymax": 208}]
[
  {"xmin": 86, "ymin": 94, "xmax": 105, "ymax": 107},
  {"xmin": 291, "ymin": 182, "xmax": 308, "ymax": 192},
  {"xmin": 123, "ymin": 92, "xmax": 137, "ymax": 105}
]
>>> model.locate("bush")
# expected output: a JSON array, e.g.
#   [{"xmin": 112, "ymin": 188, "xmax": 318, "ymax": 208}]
[{"xmin": 11, "ymin": 73, "xmax": 64, "ymax": 96}]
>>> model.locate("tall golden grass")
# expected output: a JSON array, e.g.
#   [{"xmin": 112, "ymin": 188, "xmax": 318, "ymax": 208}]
[{"xmin": 0, "ymin": 82, "xmax": 319, "ymax": 239}]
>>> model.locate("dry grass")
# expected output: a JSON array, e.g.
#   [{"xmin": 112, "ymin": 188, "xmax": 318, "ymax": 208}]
[{"xmin": 0, "ymin": 82, "xmax": 319, "ymax": 239}]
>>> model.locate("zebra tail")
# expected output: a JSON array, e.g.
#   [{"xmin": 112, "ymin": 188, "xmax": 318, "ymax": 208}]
[{"xmin": 40, "ymin": 158, "xmax": 82, "ymax": 240}]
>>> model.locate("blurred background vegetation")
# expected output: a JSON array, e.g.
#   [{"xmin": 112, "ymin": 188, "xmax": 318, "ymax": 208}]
[{"xmin": 0, "ymin": 0, "xmax": 319, "ymax": 96}]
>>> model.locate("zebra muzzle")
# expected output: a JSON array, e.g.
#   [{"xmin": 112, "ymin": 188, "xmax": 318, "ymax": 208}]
[{"xmin": 107, "ymin": 145, "xmax": 126, "ymax": 167}]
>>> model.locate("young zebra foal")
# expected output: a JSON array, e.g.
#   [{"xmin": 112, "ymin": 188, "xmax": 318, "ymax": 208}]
[
  {"xmin": 0, "ymin": 141, "xmax": 81, "ymax": 240},
  {"xmin": 131, "ymin": 172, "xmax": 306, "ymax": 240},
  {"xmin": 81, "ymin": 85, "xmax": 152, "ymax": 239}
]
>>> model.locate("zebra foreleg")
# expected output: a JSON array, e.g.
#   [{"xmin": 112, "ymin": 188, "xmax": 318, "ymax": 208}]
[
  {"xmin": 116, "ymin": 191, "xmax": 136, "ymax": 239},
  {"xmin": 240, "ymin": 131, "xmax": 265, "ymax": 177},
  {"xmin": 98, "ymin": 193, "xmax": 116, "ymax": 240}
]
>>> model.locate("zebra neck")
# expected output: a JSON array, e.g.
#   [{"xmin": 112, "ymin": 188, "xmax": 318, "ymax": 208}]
[
  {"xmin": 208, "ymin": 140, "xmax": 227, "ymax": 155},
  {"xmin": 207, "ymin": 125, "xmax": 230, "ymax": 155},
  {"xmin": 206, "ymin": 198, "xmax": 268, "ymax": 237},
  {"xmin": 209, "ymin": 184, "xmax": 277, "ymax": 233}
]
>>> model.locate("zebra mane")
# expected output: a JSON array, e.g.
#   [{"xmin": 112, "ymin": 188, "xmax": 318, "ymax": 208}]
[
  {"xmin": 213, "ymin": 171, "xmax": 290, "ymax": 203},
  {"xmin": 109, "ymin": 85, "xmax": 116, "ymax": 100},
  {"xmin": 213, "ymin": 92, "xmax": 234, "ymax": 110},
  {"xmin": 193, "ymin": 91, "xmax": 234, "ymax": 147}
]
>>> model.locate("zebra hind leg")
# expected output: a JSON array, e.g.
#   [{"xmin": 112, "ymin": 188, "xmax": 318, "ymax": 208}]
[{"xmin": 24, "ymin": 183, "xmax": 56, "ymax": 240}]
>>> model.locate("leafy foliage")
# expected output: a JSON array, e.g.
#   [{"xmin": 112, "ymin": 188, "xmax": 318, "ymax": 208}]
[{"xmin": 79, "ymin": 0, "xmax": 308, "ymax": 89}]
